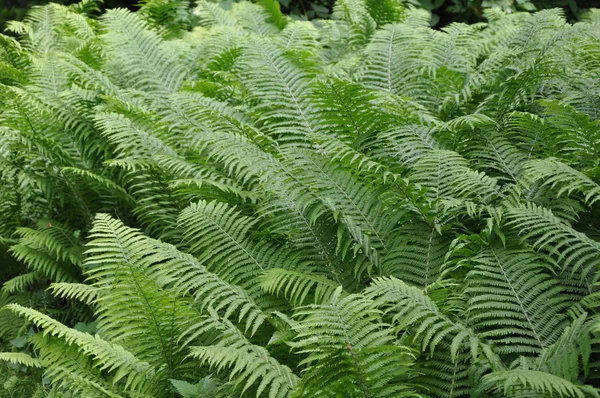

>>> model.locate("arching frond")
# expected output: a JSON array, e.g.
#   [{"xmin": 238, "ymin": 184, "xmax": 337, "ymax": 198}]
[
  {"xmin": 101, "ymin": 8, "xmax": 188, "ymax": 93},
  {"xmin": 364, "ymin": 277, "xmax": 479, "ymax": 361},
  {"xmin": 290, "ymin": 288, "xmax": 418, "ymax": 397},
  {"xmin": 189, "ymin": 314, "xmax": 298, "ymax": 398},
  {"xmin": 259, "ymin": 268, "xmax": 340, "ymax": 306},
  {"xmin": 382, "ymin": 223, "xmax": 452, "ymax": 288},
  {"xmin": 465, "ymin": 246, "xmax": 569, "ymax": 355},
  {"xmin": 521, "ymin": 157, "xmax": 600, "ymax": 205},
  {"xmin": 0, "ymin": 352, "xmax": 43, "ymax": 368},
  {"xmin": 86, "ymin": 213, "xmax": 267, "ymax": 335},
  {"xmin": 178, "ymin": 200, "xmax": 299, "ymax": 296},
  {"xmin": 409, "ymin": 150, "xmax": 499, "ymax": 210},
  {"xmin": 138, "ymin": 0, "xmax": 193, "ymax": 35},
  {"xmin": 278, "ymin": 148, "xmax": 402, "ymax": 275},
  {"xmin": 237, "ymin": 38, "xmax": 317, "ymax": 143},
  {"xmin": 4, "ymin": 304, "xmax": 155, "ymax": 391},
  {"xmin": 476, "ymin": 369, "xmax": 596, "ymax": 398},
  {"xmin": 9, "ymin": 220, "xmax": 82, "ymax": 285},
  {"xmin": 332, "ymin": 0, "xmax": 377, "ymax": 48},
  {"xmin": 505, "ymin": 202, "xmax": 600, "ymax": 280}
]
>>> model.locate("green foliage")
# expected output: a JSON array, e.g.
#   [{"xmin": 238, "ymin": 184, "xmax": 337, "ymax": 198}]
[{"xmin": 1, "ymin": 0, "xmax": 600, "ymax": 397}]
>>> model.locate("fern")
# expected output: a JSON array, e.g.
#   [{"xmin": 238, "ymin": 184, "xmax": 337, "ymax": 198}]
[
  {"xmin": 101, "ymin": 8, "xmax": 188, "ymax": 93},
  {"xmin": 504, "ymin": 201, "xmax": 600, "ymax": 281},
  {"xmin": 476, "ymin": 369, "xmax": 598, "ymax": 398},
  {"xmin": 189, "ymin": 312, "xmax": 298, "ymax": 398},
  {"xmin": 521, "ymin": 157, "xmax": 600, "ymax": 205},
  {"xmin": 465, "ymin": 246, "xmax": 569, "ymax": 355},
  {"xmin": 364, "ymin": 277, "xmax": 479, "ymax": 362},
  {"xmin": 2, "ymin": 1, "xmax": 600, "ymax": 397},
  {"xmin": 290, "ymin": 288, "xmax": 418, "ymax": 397},
  {"xmin": 259, "ymin": 268, "xmax": 340, "ymax": 306}
]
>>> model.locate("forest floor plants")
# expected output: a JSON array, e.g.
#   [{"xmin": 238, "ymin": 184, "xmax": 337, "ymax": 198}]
[{"xmin": 1, "ymin": 0, "xmax": 600, "ymax": 397}]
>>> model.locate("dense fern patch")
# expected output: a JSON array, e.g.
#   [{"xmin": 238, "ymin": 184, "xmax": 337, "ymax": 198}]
[{"xmin": 1, "ymin": 0, "xmax": 600, "ymax": 397}]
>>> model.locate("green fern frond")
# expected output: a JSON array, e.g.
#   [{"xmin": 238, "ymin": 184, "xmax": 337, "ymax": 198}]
[
  {"xmin": 189, "ymin": 314, "xmax": 298, "ymax": 398},
  {"xmin": 30, "ymin": 334, "xmax": 136, "ymax": 397},
  {"xmin": 237, "ymin": 38, "xmax": 317, "ymax": 143},
  {"xmin": 465, "ymin": 246, "xmax": 569, "ymax": 355},
  {"xmin": 9, "ymin": 220, "xmax": 82, "ymax": 285},
  {"xmin": 382, "ymin": 223, "xmax": 451, "ymax": 288},
  {"xmin": 138, "ymin": 0, "xmax": 192, "ymax": 35},
  {"xmin": 364, "ymin": 0, "xmax": 405, "ymax": 27},
  {"xmin": 0, "ymin": 352, "xmax": 42, "ymax": 368},
  {"xmin": 291, "ymin": 287, "xmax": 418, "ymax": 397},
  {"xmin": 179, "ymin": 200, "xmax": 299, "ymax": 295},
  {"xmin": 256, "ymin": 197, "xmax": 351, "ymax": 285},
  {"xmin": 260, "ymin": 268, "xmax": 340, "ymax": 306},
  {"xmin": 365, "ymin": 277, "xmax": 478, "ymax": 361},
  {"xmin": 409, "ymin": 150, "xmax": 499, "ymax": 209},
  {"xmin": 101, "ymin": 8, "xmax": 188, "ymax": 93},
  {"xmin": 5, "ymin": 303, "xmax": 155, "ymax": 390},
  {"xmin": 2, "ymin": 271, "xmax": 43, "ymax": 294},
  {"xmin": 476, "ymin": 369, "xmax": 597, "ymax": 398},
  {"xmin": 463, "ymin": 131, "xmax": 527, "ymax": 183},
  {"xmin": 505, "ymin": 201, "xmax": 600, "ymax": 280},
  {"xmin": 86, "ymin": 213, "xmax": 267, "ymax": 335},
  {"xmin": 375, "ymin": 124, "xmax": 439, "ymax": 168},
  {"xmin": 521, "ymin": 158, "xmax": 600, "ymax": 205},
  {"xmin": 252, "ymin": 0, "xmax": 287, "ymax": 30},
  {"xmin": 412, "ymin": 348, "xmax": 472, "ymax": 398},
  {"xmin": 359, "ymin": 23, "xmax": 429, "ymax": 96},
  {"xmin": 278, "ymin": 148, "xmax": 401, "ymax": 275},
  {"xmin": 536, "ymin": 314, "xmax": 592, "ymax": 382},
  {"xmin": 332, "ymin": 0, "xmax": 377, "ymax": 48},
  {"xmin": 536, "ymin": 100, "xmax": 600, "ymax": 169},
  {"xmin": 308, "ymin": 78, "xmax": 390, "ymax": 148}
]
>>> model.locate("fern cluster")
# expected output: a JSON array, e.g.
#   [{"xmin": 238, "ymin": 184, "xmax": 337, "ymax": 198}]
[{"xmin": 1, "ymin": 0, "xmax": 600, "ymax": 397}]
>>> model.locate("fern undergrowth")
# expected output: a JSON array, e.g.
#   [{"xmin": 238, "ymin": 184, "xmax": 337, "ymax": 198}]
[{"xmin": 1, "ymin": 0, "xmax": 600, "ymax": 397}]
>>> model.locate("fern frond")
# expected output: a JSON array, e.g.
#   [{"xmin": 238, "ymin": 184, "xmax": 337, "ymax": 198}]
[
  {"xmin": 409, "ymin": 150, "xmax": 499, "ymax": 209},
  {"xmin": 49, "ymin": 282, "xmax": 100, "ymax": 304},
  {"xmin": 278, "ymin": 148, "xmax": 401, "ymax": 275},
  {"xmin": 521, "ymin": 157, "xmax": 600, "ymax": 205},
  {"xmin": 536, "ymin": 314, "xmax": 592, "ymax": 382},
  {"xmin": 259, "ymin": 268, "xmax": 340, "ymax": 306},
  {"xmin": 382, "ymin": 223, "xmax": 451, "ymax": 288},
  {"xmin": 189, "ymin": 314, "xmax": 298, "ymax": 398},
  {"xmin": 465, "ymin": 246, "xmax": 569, "ymax": 355},
  {"xmin": 138, "ymin": 0, "xmax": 192, "ymax": 35},
  {"xmin": 178, "ymin": 200, "xmax": 299, "ymax": 296},
  {"xmin": 0, "ymin": 352, "xmax": 43, "ymax": 368},
  {"xmin": 476, "ymin": 369, "xmax": 596, "ymax": 398},
  {"xmin": 237, "ymin": 38, "xmax": 317, "ymax": 143},
  {"xmin": 256, "ymin": 197, "xmax": 352, "ymax": 285},
  {"xmin": 291, "ymin": 287, "xmax": 418, "ymax": 397},
  {"xmin": 464, "ymin": 131, "xmax": 527, "ymax": 183},
  {"xmin": 364, "ymin": 0, "xmax": 405, "ymax": 27},
  {"xmin": 364, "ymin": 277, "xmax": 478, "ymax": 361},
  {"xmin": 101, "ymin": 8, "xmax": 188, "ymax": 93},
  {"xmin": 360, "ymin": 23, "xmax": 428, "ymax": 96},
  {"xmin": 86, "ymin": 213, "xmax": 267, "ymax": 335},
  {"xmin": 9, "ymin": 220, "xmax": 82, "ymax": 286},
  {"xmin": 505, "ymin": 202, "xmax": 600, "ymax": 280},
  {"xmin": 5, "ymin": 303, "xmax": 155, "ymax": 390},
  {"xmin": 332, "ymin": 0, "xmax": 377, "ymax": 48},
  {"xmin": 30, "ymin": 334, "xmax": 136, "ymax": 397},
  {"xmin": 375, "ymin": 124, "xmax": 439, "ymax": 168},
  {"xmin": 2, "ymin": 271, "xmax": 43, "ymax": 294},
  {"xmin": 252, "ymin": 0, "xmax": 287, "ymax": 30}
]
